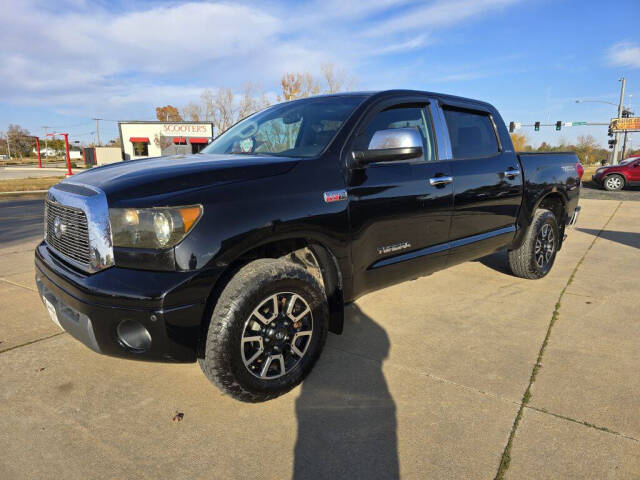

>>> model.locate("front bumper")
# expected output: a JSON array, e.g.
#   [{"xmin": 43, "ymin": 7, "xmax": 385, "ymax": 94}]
[
  {"xmin": 592, "ymin": 174, "xmax": 603, "ymax": 185},
  {"xmin": 35, "ymin": 242, "xmax": 219, "ymax": 362}
]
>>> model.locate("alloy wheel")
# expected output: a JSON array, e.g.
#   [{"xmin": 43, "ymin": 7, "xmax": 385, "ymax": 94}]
[
  {"xmin": 534, "ymin": 223, "xmax": 555, "ymax": 269},
  {"xmin": 241, "ymin": 292, "xmax": 313, "ymax": 379},
  {"xmin": 605, "ymin": 176, "xmax": 623, "ymax": 190}
]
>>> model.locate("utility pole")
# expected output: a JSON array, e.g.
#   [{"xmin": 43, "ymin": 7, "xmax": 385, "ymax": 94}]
[
  {"xmin": 42, "ymin": 126, "xmax": 49, "ymax": 160},
  {"xmin": 6, "ymin": 134, "xmax": 11, "ymax": 159},
  {"xmin": 93, "ymin": 118, "xmax": 102, "ymax": 146},
  {"xmin": 612, "ymin": 77, "xmax": 626, "ymax": 165}
]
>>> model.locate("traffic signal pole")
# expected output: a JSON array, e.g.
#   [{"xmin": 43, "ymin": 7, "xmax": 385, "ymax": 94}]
[{"xmin": 612, "ymin": 77, "xmax": 626, "ymax": 165}]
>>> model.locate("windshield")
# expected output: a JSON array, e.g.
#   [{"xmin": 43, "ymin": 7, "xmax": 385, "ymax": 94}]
[
  {"xmin": 202, "ymin": 95, "xmax": 366, "ymax": 158},
  {"xmin": 619, "ymin": 158, "xmax": 637, "ymax": 165}
]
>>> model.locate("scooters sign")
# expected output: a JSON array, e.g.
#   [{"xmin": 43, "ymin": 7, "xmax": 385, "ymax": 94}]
[{"xmin": 161, "ymin": 124, "xmax": 211, "ymax": 136}]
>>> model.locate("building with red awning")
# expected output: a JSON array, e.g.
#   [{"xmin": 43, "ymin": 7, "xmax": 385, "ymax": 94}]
[{"xmin": 118, "ymin": 121, "xmax": 214, "ymax": 160}]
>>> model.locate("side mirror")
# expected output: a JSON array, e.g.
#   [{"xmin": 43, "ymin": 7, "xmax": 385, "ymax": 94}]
[{"xmin": 353, "ymin": 128, "xmax": 423, "ymax": 166}]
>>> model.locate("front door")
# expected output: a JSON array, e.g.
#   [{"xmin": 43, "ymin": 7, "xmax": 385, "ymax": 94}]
[
  {"xmin": 347, "ymin": 101, "xmax": 454, "ymax": 298},
  {"xmin": 628, "ymin": 159, "xmax": 640, "ymax": 183},
  {"xmin": 440, "ymin": 104, "xmax": 523, "ymax": 265}
]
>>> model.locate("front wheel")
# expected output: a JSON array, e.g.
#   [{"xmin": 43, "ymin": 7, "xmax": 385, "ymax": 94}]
[
  {"xmin": 604, "ymin": 174, "xmax": 625, "ymax": 191},
  {"xmin": 508, "ymin": 209, "xmax": 559, "ymax": 279},
  {"xmin": 199, "ymin": 259, "xmax": 328, "ymax": 402}
]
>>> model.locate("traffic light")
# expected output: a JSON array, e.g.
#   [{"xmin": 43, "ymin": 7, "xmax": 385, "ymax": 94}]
[
  {"xmin": 555, "ymin": 121, "xmax": 562, "ymax": 131},
  {"xmin": 509, "ymin": 121, "xmax": 515, "ymax": 133},
  {"xmin": 534, "ymin": 121, "xmax": 540, "ymax": 131},
  {"xmin": 622, "ymin": 109, "xmax": 630, "ymax": 118},
  {"xmin": 608, "ymin": 139, "xmax": 617, "ymax": 149},
  {"xmin": 608, "ymin": 126, "xmax": 613, "ymax": 137}
]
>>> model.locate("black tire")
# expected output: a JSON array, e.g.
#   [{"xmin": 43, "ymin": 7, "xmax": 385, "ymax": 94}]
[
  {"xmin": 508, "ymin": 209, "xmax": 559, "ymax": 279},
  {"xmin": 199, "ymin": 258, "xmax": 328, "ymax": 402},
  {"xmin": 603, "ymin": 174, "xmax": 625, "ymax": 191}
]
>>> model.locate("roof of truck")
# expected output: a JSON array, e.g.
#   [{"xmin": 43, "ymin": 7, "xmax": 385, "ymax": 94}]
[{"xmin": 294, "ymin": 89, "xmax": 494, "ymax": 109}]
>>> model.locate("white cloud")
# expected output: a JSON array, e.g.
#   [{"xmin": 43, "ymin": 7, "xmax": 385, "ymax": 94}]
[
  {"xmin": 0, "ymin": 0, "xmax": 523, "ymax": 120},
  {"xmin": 608, "ymin": 42, "xmax": 640, "ymax": 69},
  {"xmin": 365, "ymin": 0, "xmax": 520, "ymax": 36}
]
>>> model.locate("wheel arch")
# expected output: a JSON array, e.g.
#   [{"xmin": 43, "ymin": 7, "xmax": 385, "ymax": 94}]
[
  {"xmin": 197, "ymin": 237, "xmax": 346, "ymax": 357},
  {"xmin": 536, "ymin": 192, "xmax": 567, "ymax": 224},
  {"xmin": 511, "ymin": 190, "xmax": 568, "ymax": 251}
]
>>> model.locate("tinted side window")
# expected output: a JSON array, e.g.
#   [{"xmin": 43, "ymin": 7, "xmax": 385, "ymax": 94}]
[
  {"xmin": 443, "ymin": 108, "xmax": 499, "ymax": 159},
  {"xmin": 362, "ymin": 106, "xmax": 436, "ymax": 162}
]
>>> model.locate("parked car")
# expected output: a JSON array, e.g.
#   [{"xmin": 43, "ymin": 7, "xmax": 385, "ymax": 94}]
[
  {"xmin": 35, "ymin": 90, "xmax": 582, "ymax": 402},
  {"xmin": 592, "ymin": 156, "xmax": 640, "ymax": 190}
]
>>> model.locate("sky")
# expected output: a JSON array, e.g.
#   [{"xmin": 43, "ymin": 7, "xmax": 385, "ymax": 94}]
[{"xmin": 1, "ymin": 0, "xmax": 639, "ymax": 149}]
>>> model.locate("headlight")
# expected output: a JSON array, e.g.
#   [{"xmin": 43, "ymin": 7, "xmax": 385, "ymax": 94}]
[{"xmin": 110, "ymin": 205, "xmax": 202, "ymax": 249}]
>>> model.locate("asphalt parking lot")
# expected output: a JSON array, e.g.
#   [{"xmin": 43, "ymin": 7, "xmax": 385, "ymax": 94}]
[{"xmin": 1, "ymin": 196, "xmax": 639, "ymax": 479}]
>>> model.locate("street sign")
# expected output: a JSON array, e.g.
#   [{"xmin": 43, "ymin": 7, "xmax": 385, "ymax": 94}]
[
  {"xmin": 564, "ymin": 122, "xmax": 573, "ymax": 127},
  {"xmin": 515, "ymin": 122, "xmax": 521, "ymax": 129},
  {"xmin": 610, "ymin": 117, "xmax": 640, "ymax": 132},
  {"xmin": 573, "ymin": 122, "xmax": 587, "ymax": 126}
]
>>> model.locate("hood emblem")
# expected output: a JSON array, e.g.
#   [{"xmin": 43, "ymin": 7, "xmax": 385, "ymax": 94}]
[
  {"xmin": 323, "ymin": 190, "xmax": 347, "ymax": 203},
  {"xmin": 53, "ymin": 216, "xmax": 67, "ymax": 239}
]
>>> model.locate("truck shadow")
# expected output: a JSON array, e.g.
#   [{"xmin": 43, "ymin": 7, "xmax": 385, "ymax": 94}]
[
  {"xmin": 475, "ymin": 250, "xmax": 512, "ymax": 276},
  {"xmin": 576, "ymin": 228, "xmax": 640, "ymax": 249},
  {"xmin": 293, "ymin": 304, "xmax": 399, "ymax": 480}
]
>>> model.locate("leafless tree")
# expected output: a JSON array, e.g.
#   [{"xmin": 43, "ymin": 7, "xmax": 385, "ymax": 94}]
[
  {"xmin": 153, "ymin": 133, "xmax": 173, "ymax": 151},
  {"xmin": 321, "ymin": 63, "xmax": 356, "ymax": 94},
  {"xmin": 7, "ymin": 124, "xmax": 32, "ymax": 158},
  {"xmin": 182, "ymin": 102, "xmax": 203, "ymax": 122}
]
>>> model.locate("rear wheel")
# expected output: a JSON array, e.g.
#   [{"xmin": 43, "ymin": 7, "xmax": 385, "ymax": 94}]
[
  {"xmin": 199, "ymin": 259, "xmax": 328, "ymax": 402},
  {"xmin": 508, "ymin": 209, "xmax": 559, "ymax": 279},
  {"xmin": 604, "ymin": 174, "xmax": 625, "ymax": 191}
]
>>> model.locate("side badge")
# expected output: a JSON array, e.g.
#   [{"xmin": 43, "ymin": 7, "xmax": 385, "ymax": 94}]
[
  {"xmin": 323, "ymin": 190, "xmax": 348, "ymax": 203},
  {"xmin": 377, "ymin": 242, "xmax": 411, "ymax": 255}
]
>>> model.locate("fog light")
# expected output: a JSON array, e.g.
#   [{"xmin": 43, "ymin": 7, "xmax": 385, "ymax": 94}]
[{"xmin": 117, "ymin": 320, "xmax": 152, "ymax": 352}]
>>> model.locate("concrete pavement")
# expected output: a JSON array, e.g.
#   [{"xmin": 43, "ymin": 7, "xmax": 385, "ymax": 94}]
[{"xmin": 0, "ymin": 198, "xmax": 638, "ymax": 479}]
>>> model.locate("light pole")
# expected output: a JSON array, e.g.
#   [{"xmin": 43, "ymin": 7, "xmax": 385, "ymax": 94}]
[
  {"xmin": 612, "ymin": 77, "xmax": 626, "ymax": 165},
  {"xmin": 575, "ymin": 78, "xmax": 627, "ymax": 165}
]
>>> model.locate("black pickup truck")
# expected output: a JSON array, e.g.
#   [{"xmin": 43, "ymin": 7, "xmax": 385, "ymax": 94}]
[{"xmin": 36, "ymin": 90, "xmax": 582, "ymax": 402}]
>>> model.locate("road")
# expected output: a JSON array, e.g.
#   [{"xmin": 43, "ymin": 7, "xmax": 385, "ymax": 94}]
[
  {"xmin": 0, "ymin": 198, "xmax": 639, "ymax": 479},
  {"xmin": 0, "ymin": 198, "xmax": 44, "ymax": 249},
  {"xmin": 581, "ymin": 182, "xmax": 640, "ymax": 201}
]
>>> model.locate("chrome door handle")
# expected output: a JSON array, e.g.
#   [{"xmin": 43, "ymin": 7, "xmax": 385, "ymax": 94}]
[
  {"xmin": 429, "ymin": 176, "xmax": 453, "ymax": 186},
  {"xmin": 503, "ymin": 170, "xmax": 521, "ymax": 178}
]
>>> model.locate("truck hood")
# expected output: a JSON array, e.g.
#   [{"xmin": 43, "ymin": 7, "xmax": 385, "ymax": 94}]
[{"xmin": 63, "ymin": 153, "xmax": 299, "ymax": 202}]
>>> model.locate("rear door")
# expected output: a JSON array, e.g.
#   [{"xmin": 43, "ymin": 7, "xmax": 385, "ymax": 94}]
[
  {"xmin": 347, "ymin": 97, "xmax": 454, "ymax": 297},
  {"xmin": 439, "ymin": 103, "xmax": 523, "ymax": 264}
]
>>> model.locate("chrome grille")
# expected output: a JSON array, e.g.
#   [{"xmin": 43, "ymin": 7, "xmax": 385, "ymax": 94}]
[{"xmin": 45, "ymin": 199, "xmax": 91, "ymax": 266}]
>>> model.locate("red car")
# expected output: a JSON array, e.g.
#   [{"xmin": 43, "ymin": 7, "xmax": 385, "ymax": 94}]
[{"xmin": 592, "ymin": 156, "xmax": 640, "ymax": 191}]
